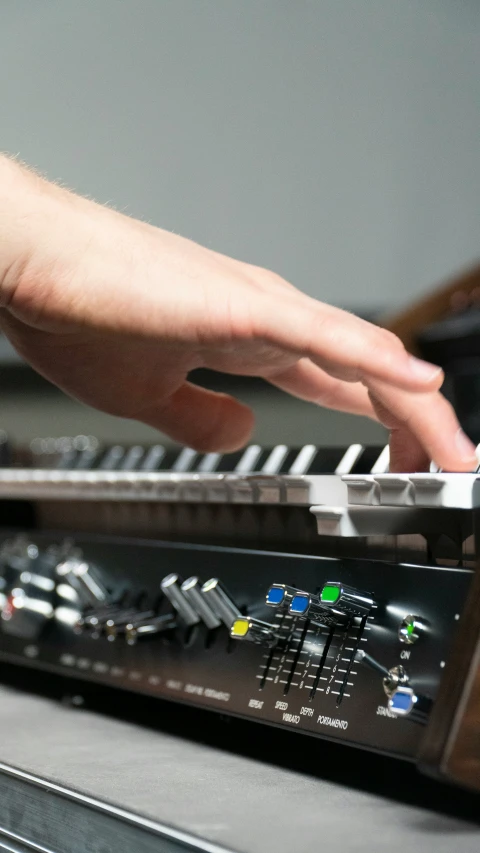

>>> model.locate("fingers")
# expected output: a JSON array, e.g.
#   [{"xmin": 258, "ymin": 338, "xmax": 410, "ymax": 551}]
[
  {"xmin": 253, "ymin": 291, "xmax": 444, "ymax": 392},
  {"xmin": 388, "ymin": 427, "xmax": 430, "ymax": 474},
  {"xmin": 368, "ymin": 380, "xmax": 478, "ymax": 472},
  {"xmin": 267, "ymin": 358, "xmax": 377, "ymax": 418},
  {"xmin": 136, "ymin": 381, "xmax": 255, "ymax": 452}
]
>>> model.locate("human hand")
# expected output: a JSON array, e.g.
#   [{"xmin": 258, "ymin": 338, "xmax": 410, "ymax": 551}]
[{"xmin": 0, "ymin": 155, "xmax": 476, "ymax": 472}]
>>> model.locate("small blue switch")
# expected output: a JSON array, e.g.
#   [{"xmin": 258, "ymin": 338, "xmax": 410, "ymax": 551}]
[
  {"xmin": 266, "ymin": 586, "xmax": 285, "ymax": 606},
  {"xmin": 289, "ymin": 594, "xmax": 310, "ymax": 615},
  {"xmin": 389, "ymin": 687, "xmax": 414, "ymax": 716}
]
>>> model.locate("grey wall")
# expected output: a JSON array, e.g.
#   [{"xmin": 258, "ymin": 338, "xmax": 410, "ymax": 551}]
[{"xmin": 2, "ymin": 0, "xmax": 479, "ymax": 313}]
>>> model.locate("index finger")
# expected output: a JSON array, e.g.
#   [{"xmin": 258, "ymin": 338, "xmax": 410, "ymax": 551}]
[
  {"xmin": 254, "ymin": 291, "xmax": 444, "ymax": 391},
  {"xmin": 367, "ymin": 379, "xmax": 478, "ymax": 472}
]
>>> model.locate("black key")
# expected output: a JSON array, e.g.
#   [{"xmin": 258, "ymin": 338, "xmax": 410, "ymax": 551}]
[
  {"xmin": 196, "ymin": 452, "xmax": 223, "ymax": 473},
  {"xmin": 233, "ymin": 445, "xmax": 271, "ymax": 473},
  {"xmin": 56, "ymin": 448, "xmax": 80, "ymax": 470},
  {"xmin": 97, "ymin": 445, "xmax": 125, "ymax": 470},
  {"xmin": 171, "ymin": 448, "xmax": 199, "ymax": 472},
  {"xmin": 157, "ymin": 449, "xmax": 188, "ymax": 471},
  {"xmin": 278, "ymin": 448, "xmax": 307, "ymax": 474},
  {"xmin": 75, "ymin": 448, "xmax": 101, "ymax": 470},
  {"xmin": 301, "ymin": 447, "xmax": 349, "ymax": 474},
  {"xmin": 287, "ymin": 445, "xmax": 317, "ymax": 475},
  {"xmin": 140, "ymin": 445, "xmax": 166, "ymax": 471},
  {"xmin": 349, "ymin": 446, "xmax": 386, "ymax": 474},
  {"xmin": 195, "ymin": 450, "xmax": 246, "ymax": 473},
  {"xmin": 261, "ymin": 446, "xmax": 294, "ymax": 475},
  {"xmin": 0, "ymin": 431, "xmax": 11, "ymax": 467},
  {"xmin": 120, "ymin": 446, "xmax": 145, "ymax": 471}
]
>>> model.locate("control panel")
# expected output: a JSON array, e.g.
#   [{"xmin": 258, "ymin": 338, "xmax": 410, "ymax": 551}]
[{"xmin": 0, "ymin": 532, "xmax": 471, "ymax": 760}]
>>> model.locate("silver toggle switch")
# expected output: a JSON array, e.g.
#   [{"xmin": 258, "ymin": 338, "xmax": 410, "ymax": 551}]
[
  {"xmin": 160, "ymin": 574, "xmax": 201, "ymax": 627},
  {"xmin": 201, "ymin": 578, "xmax": 242, "ymax": 629},
  {"xmin": 180, "ymin": 577, "xmax": 221, "ymax": 630},
  {"xmin": 125, "ymin": 613, "xmax": 176, "ymax": 645},
  {"xmin": 383, "ymin": 664, "xmax": 409, "ymax": 698},
  {"xmin": 77, "ymin": 605, "xmax": 125, "ymax": 635},
  {"xmin": 104, "ymin": 609, "xmax": 155, "ymax": 641}
]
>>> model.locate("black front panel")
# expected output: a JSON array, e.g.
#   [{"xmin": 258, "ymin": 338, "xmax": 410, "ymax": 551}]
[{"xmin": 0, "ymin": 532, "xmax": 471, "ymax": 760}]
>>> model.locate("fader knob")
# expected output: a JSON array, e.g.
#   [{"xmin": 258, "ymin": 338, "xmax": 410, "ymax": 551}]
[
  {"xmin": 265, "ymin": 584, "xmax": 298, "ymax": 610},
  {"xmin": 319, "ymin": 582, "xmax": 374, "ymax": 618},
  {"xmin": 266, "ymin": 583, "xmax": 343, "ymax": 628},
  {"xmin": 288, "ymin": 591, "xmax": 341, "ymax": 628},
  {"xmin": 230, "ymin": 616, "xmax": 278, "ymax": 646}
]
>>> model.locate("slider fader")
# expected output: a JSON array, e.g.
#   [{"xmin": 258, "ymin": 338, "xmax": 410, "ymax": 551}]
[{"xmin": 0, "ymin": 437, "xmax": 479, "ymax": 792}]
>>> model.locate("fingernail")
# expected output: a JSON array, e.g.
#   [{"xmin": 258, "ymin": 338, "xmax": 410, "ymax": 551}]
[
  {"xmin": 408, "ymin": 356, "xmax": 443, "ymax": 382},
  {"xmin": 455, "ymin": 428, "xmax": 477, "ymax": 462}
]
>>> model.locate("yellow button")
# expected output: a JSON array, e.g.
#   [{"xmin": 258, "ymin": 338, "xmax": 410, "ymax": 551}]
[{"xmin": 231, "ymin": 618, "xmax": 250, "ymax": 638}]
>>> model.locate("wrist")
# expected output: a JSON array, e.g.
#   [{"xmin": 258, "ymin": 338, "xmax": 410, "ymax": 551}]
[{"xmin": 0, "ymin": 154, "xmax": 41, "ymax": 305}]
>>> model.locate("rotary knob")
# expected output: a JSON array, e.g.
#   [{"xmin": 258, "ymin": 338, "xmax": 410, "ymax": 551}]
[
  {"xmin": 0, "ymin": 538, "xmax": 57, "ymax": 640},
  {"xmin": 56, "ymin": 557, "xmax": 111, "ymax": 608},
  {"xmin": 1, "ymin": 560, "xmax": 55, "ymax": 640},
  {"xmin": 0, "ymin": 536, "xmax": 40, "ymax": 578},
  {"xmin": 160, "ymin": 574, "xmax": 200, "ymax": 627},
  {"xmin": 180, "ymin": 577, "xmax": 221, "ymax": 630},
  {"xmin": 201, "ymin": 578, "xmax": 242, "ymax": 629}
]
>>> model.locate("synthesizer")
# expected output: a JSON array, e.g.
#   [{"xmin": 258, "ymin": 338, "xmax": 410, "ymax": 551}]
[{"xmin": 0, "ymin": 434, "xmax": 479, "ymax": 793}]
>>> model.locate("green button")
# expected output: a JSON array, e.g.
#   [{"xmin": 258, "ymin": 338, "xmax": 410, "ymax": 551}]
[{"xmin": 321, "ymin": 584, "xmax": 341, "ymax": 604}]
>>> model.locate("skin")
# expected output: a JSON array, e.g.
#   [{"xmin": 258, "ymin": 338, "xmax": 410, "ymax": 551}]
[{"xmin": 0, "ymin": 154, "xmax": 476, "ymax": 472}]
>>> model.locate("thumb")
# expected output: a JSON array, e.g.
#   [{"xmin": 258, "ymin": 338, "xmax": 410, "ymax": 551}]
[{"xmin": 137, "ymin": 381, "xmax": 255, "ymax": 452}]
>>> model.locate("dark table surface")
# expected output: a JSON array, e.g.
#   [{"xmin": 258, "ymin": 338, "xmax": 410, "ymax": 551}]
[{"xmin": 0, "ymin": 672, "xmax": 479, "ymax": 853}]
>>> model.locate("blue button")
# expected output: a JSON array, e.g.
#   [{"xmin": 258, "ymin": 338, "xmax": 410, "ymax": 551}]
[
  {"xmin": 290, "ymin": 595, "xmax": 309, "ymax": 615},
  {"xmin": 389, "ymin": 688, "xmax": 414, "ymax": 715},
  {"xmin": 266, "ymin": 587, "xmax": 285, "ymax": 606}
]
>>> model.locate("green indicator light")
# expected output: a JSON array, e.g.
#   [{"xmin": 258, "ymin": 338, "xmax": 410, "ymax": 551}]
[
  {"xmin": 321, "ymin": 584, "xmax": 341, "ymax": 604},
  {"xmin": 399, "ymin": 614, "xmax": 426, "ymax": 645}
]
